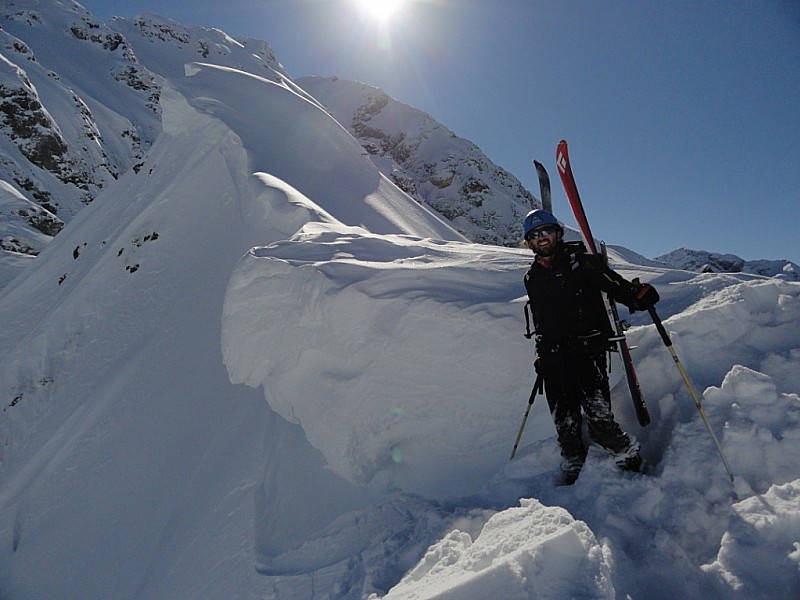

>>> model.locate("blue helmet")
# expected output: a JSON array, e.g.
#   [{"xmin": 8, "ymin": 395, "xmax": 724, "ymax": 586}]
[{"xmin": 523, "ymin": 209, "xmax": 561, "ymax": 240}]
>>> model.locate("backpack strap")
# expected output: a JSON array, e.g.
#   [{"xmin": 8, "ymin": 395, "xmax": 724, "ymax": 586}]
[
  {"xmin": 564, "ymin": 240, "xmax": 587, "ymax": 271},
  {"xmin": 524, "ymin": 300, "xmax": 535, "ymax": 339}
]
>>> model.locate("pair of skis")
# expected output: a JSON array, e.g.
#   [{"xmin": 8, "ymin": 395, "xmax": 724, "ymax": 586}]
[{"xmin": 533, "ymin": 141, "xmax": 651, "ymax": 427}]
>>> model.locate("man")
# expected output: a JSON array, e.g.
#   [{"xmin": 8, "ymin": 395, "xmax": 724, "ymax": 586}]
[{"xmin": 522, "ymin": 209, "xmax": 659, "ymax": 485}]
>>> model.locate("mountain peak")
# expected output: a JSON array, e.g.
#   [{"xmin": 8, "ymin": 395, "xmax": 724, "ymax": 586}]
[
  {"xmin": 298, "ymin": 75, "xmax": 538, "ymax": 246},
  {"xmin": 655, "ymin": 247, "xmax": 799, "ymax": 281}
]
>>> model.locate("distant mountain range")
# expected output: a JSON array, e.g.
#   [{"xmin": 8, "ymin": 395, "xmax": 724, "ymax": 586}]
[{"xmin": 652, "ymin": 247, "xmax": 797, "ymax": 280}]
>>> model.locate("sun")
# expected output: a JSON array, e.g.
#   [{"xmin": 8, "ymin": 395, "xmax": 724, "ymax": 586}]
[{"xmin": 355, "ymin": 0, "xmax": 405, "ymax": 22}]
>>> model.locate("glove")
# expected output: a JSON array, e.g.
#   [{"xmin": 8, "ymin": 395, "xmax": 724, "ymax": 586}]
[
  {"xmin": 534, "ymin": 357, "xmax": 542, "ymax": 375},
  {"xmin": 632, "ymin": 281, "xmax": 659, "ymax": 311}
]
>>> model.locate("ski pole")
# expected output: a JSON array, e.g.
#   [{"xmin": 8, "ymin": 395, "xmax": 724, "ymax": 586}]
[
  {"xmin": 510, "ymin": 372, "xmax": 544, "ymax": 460},
  {"xmin": 647, "ymin": 307, "xmax": 735, "ymax": 482}
]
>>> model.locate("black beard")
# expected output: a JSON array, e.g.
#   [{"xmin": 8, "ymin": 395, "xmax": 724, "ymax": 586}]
[{"xmin": 535, "ymin": 240, "xmax": 559, "ymax": 258}]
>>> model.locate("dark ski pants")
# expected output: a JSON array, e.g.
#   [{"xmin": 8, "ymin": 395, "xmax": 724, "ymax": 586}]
[{"xmin": 539, "ymin": 349, "xmax": 637, "ymax": 476}]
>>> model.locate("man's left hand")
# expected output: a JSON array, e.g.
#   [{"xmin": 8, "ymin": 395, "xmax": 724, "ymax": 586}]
[{"xmin": 633, "ymin": 282, "xmax": 659, "ymax": 311}]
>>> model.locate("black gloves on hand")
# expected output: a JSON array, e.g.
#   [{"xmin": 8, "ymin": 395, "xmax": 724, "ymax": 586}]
[{"xmin": 631, "ymin": 280, "xmax": 659, "ymax": 312}]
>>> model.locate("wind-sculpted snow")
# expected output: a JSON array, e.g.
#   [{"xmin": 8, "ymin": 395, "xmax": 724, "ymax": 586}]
[
  {"xmin": 0, "ymin": 64, "xmax": 465, "ymax": 599},
  {"xmin": 223, "ymin": 223, "xmax": 534, "ymax": 498},
  {"xmin": 178, "ymin": 62, "xmax": 462, "ymax": 243},
  {"xmin": 377, "ymin": 498, "xmax": 614, "ymax": 600},
  {"xmin": 703, "ymin": 480, "xmax": 800, "ymax": 599}
]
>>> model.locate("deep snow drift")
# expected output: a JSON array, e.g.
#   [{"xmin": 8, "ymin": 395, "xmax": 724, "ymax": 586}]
[{"xmin": 0, "ymin": 6, "xmax": 799, "ymax": 600}]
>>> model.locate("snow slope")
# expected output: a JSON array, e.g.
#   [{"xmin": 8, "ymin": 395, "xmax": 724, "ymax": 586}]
[
  {"xmin": 0, "ymin": 3, "xmax": 799, "ymax": 600},
  {"xmin": 0, "ymin": 57, "xmax": 459, "ymax": 599}
]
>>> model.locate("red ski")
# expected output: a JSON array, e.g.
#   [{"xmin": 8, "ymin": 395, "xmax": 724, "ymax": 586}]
[{"xmin": 556, "ymin": 139, "xmax": 651, "ymax": 426}]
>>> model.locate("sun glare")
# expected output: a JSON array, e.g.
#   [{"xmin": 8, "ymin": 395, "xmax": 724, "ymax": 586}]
[{"xmin": 355, "ymin": 0, "xmax": 404, "ymax": 22}]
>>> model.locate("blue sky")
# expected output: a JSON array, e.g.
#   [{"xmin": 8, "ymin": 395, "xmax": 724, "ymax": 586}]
[{"xmin": 77, "ymin": 0, "xmax": 799, "ymax": 263}]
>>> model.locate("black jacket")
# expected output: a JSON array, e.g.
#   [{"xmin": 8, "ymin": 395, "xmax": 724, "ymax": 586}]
[{"xmin": 524, "ymin": 241, "xmax": 637, "ymax": 341}]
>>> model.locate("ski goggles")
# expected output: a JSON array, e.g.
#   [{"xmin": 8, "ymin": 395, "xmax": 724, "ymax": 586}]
[{"xmin": 526, "ymin": 226, "xmax": 558, "ymax": 240}]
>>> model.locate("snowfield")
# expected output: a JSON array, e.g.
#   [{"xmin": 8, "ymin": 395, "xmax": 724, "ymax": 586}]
[{"xmin": 0, "ymin": 3, "xmax": 799, "ymax": 599}]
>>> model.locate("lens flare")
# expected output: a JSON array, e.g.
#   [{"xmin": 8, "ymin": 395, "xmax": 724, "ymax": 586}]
[
  {"xmin": 390, "ymin": 445, "xmax": 403, "ymax": 463},
  {"xmin": 355, "ymin": 0, "xmax": 404, "ymax": 22}
]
